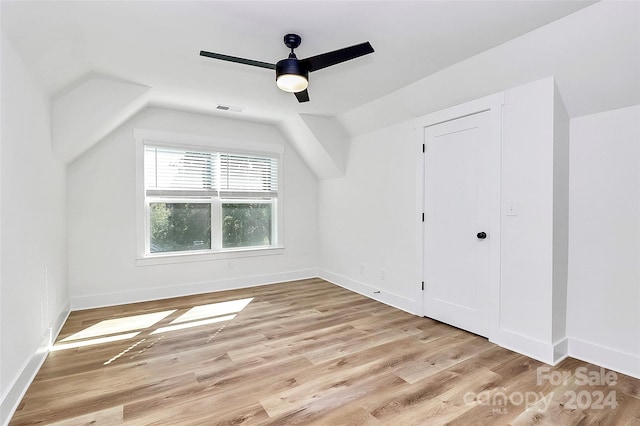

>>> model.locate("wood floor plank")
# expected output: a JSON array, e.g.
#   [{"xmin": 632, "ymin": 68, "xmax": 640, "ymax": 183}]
[
  {"xmin": 48, "ymin": 406, "xmax": 124, "ymax": 426},
  {"xmin": 9, "ymin": 279, "xmax": 640, "ymax": 425},
  {"xmin": 306, "ymin": 405, "xmax": 381, "ymax": 426},
  {"xmin": 394, "ymin": 334, "xmax": 494, "ymax": 384}
]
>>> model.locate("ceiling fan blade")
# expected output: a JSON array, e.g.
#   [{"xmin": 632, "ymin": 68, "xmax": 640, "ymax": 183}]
[
  {"xmin": 294, "ymin": 89, "xmax": 310, "ymax": 103},
  {"xmin": 199, "ymin": 50, "xmax": 276, "ymax": 70},
  {"xmin": 300, "ymin": 42, "xmax": 374, "ymax": 72}
]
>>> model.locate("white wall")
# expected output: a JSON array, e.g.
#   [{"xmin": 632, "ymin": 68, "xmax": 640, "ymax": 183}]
[
  {"xmin": 67, "ymin": 107, "xmax": 319, "ymax": 309},
  {"xmin": 552, "ymin": 86, "xmax": 570, "ymax": 349},
  {"xmin": 319, "ymin": 122, "xmax": 422, "ymax": 314},
  {"xmin": 567, "ymin": 105, "xmax": 640, "ymax": 378},
  {"xmin": 494, "ymin": 77, "xmax": 571, "ymax": 363},
  {"xmin": 499, "ymin": 78, "xmax": 555, "ymax": 345},
  {"xmin": 0, "ymin": 35, "xmax": 69, "ymax": 424}
]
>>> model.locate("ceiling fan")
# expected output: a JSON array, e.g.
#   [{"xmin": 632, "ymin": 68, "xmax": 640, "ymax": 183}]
[{"xmin": 200, "ymin": 34, "xmax": 374, "ymax": 103}]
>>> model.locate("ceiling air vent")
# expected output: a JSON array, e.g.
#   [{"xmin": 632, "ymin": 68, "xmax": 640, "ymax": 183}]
[{"xmin": 216, "ymin": 104, "xmax": 243, "ymax": 113}]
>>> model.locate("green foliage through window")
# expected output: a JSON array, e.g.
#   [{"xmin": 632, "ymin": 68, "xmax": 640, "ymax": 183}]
[
  {"xmin": 222, "ymin": 203, "xmax": 272, "ymax": 248},
  {"xmin": 150, "ymin": 203, "xmax": 211, "ymax": 253}
]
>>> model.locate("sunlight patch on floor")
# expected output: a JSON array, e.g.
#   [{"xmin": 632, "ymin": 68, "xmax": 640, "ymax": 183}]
[
  {"xmin": 152, "ymin": 314, "xmax": 237, "ymax": 335},
  {"xmin": 169, "ymin": 298, "xmax": 253, "ymax": 324},
  {"xmin": 52, "ymin": 332, "xmax": 141, "ymax": 351},
  {"xmin": 60, "ymin": 310, "xmax": 176, "ymax": 342},
  {"xmin": 51, "ymin": 297, "xmax": 255, "ymax": 353}
]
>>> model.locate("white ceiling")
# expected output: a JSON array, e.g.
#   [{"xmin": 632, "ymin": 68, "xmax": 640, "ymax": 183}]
[{"xmin": 2, "ymin": 0, "xmax": 599, "ymax": 122}]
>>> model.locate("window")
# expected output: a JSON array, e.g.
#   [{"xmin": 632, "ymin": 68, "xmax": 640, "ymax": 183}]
[{"xmin": 140, "ymin": 139, "xmax": 280, "ymax": 258}]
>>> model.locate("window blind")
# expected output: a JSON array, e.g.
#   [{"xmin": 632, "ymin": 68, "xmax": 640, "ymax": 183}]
[
  {"xmin": 219, "ymin": 153, "xmax": 278, "ymax": 198},
  {"xmin": 144, "ymin": 145, "xmax": 278, "ymax": 197}
]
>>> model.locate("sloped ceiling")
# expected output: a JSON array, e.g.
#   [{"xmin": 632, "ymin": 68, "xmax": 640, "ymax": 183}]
[
  {"xmin": 1, "ymin": 1, "xmax": 597, "ymax": 115},
  {"xmin": 339, "ymin": 0, "xmax": 640, "ymax": 136},
  {"xmin": 2, "ymin": 1, "xmax": 638, "ymax": 177}
]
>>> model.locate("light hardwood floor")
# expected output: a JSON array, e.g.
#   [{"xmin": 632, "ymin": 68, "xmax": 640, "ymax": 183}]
[{"xmin": 10, "ymin": 278, "xmax": 640, "ymax": 425}]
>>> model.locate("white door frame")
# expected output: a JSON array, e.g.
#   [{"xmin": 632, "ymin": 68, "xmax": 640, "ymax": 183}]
[{"xmin": 415, "ymin": 92, "xmax": 504, "ymax": 340}]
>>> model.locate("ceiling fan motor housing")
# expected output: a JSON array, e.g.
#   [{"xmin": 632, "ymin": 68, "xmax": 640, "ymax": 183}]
[{"xmin": 275, "ymin": 58, "xmax": 309, "ymax": 92}]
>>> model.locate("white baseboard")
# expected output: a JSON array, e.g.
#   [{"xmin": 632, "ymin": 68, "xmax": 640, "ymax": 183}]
[
  {"xmin": 569, "ymin": 337, "xmax": 640, "ymax": 379},
  {"xmin": 553, "ymin": 337, "xmax": 570, "ymax": 364},
  {"xmin": 490, "ymin": 328, "xmax": 565, "ymax": 365},
  {"xmin": 1, "ymin": 300, "xmax": 71, "ymax": 426},
  {"xmin": 319, "ymin": 269, "xmax": 421, "ymax": 316},
  {"xmin": 71, "ymin": 269, "xmax": 319, "ymax": 310}
]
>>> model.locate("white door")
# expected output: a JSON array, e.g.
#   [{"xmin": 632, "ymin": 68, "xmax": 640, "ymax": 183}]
[{"xmin": 423, "ymin": 111, "xmax": 491, "ymax": 337}]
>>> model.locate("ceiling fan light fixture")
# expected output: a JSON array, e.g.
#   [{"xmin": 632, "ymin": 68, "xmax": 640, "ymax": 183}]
[
  {"xmin": 275, "ymin": 58, "xmax": 308, "ymax": 93},
  {"xmin": 276, "ymin": 74, "xmax": 308, "ymax": 92}
]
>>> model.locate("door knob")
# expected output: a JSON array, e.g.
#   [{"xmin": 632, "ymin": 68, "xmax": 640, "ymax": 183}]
[{"xmin": 477, "ymin": 232, "xmax": 487, "ymax": 239}]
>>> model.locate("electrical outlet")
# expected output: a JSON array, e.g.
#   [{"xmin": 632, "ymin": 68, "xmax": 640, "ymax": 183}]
[
  {"xmin": 359, "ymin": 264, "xmax": 365, "ymax": 275},
  {"xmin": 380, "ymin": 269, "xmax": 386, "ymax": 281},
  {"xmin": 226, "ymin": 261, "xmax": 233, "ymax": 271}
]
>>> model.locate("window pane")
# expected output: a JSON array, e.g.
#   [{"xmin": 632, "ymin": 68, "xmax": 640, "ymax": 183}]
[
  {"xmin": 222, "ymin": 203, "xmax": 272, "ymax": 248},
  {"xmin": 150, "ymin": 203, "xmax": 211, "ymax": 253}
]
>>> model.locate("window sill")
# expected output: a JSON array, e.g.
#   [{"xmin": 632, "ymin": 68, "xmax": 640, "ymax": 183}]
[{"xmin": 136, "ymin": 246, "xmax": 284, "ymax": 267}]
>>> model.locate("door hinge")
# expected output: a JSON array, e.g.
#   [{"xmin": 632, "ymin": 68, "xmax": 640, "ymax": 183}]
[
  {"xmin": 421, "ymin": 281, "xmax": 425, "ymax": 291},
  {"xmin": 422, "ymin": 213, "xmax": 425, "ymax": 222},
  {"xmin": 422, "ymin": 143, "xmax": 425, "ymax": 153}
]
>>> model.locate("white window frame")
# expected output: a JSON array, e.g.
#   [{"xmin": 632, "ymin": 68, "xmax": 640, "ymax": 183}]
[{"xmin": 135, "ymin": 129, "xmax": 284, "ymax": 266}]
